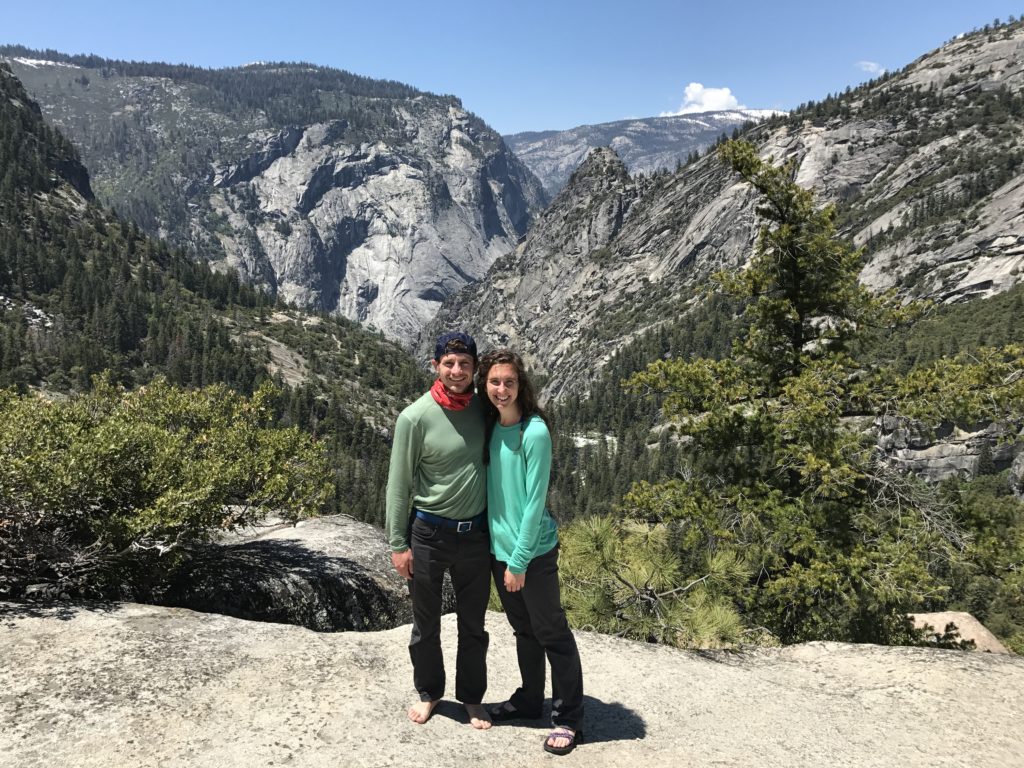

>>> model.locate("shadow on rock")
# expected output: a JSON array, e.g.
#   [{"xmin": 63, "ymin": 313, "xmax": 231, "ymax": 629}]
[
  {"xmin": 150, "ymin": 538, "xmax": 411, "ymax": 632},
  {"xmin": 0, "ymin": 600, "xmax": 121, "ymax": 628},
  {"xmin": 428, "ymin": 696, "xmax": 645, "ymax": 743},
  {"xmin": 578, "ymin": 696, "xmax": 646, "ymax": 743},
  {"xmin": 447, "ymin": 695, "xmax": 646, "ymax": 742}
]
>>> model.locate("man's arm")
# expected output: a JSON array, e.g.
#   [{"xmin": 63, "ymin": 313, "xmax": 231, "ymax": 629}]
[{"xmin": 385, "ymin": 411, "xmax": 419, "ymax": 578}]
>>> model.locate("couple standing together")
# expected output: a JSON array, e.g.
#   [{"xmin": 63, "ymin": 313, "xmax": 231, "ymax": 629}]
[{"xmin": 385, "ymin": 331, "xmax": 584, "ymax": 756}]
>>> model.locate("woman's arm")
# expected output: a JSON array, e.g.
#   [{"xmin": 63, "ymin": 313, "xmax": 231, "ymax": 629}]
[{"xmin": 506, "ymin": 418, "xmax": 552, "ymax": 574}]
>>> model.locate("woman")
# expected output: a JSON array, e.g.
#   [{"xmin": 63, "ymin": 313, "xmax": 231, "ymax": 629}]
[{"xmin": 477, "ymin": 349, "xmax": 584, "ymax": 756}]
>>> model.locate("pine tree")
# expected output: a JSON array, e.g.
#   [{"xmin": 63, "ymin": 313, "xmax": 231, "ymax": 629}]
[{"xmin": 559, "ymin": 141, "xmax": 1024, "ymax": 647}]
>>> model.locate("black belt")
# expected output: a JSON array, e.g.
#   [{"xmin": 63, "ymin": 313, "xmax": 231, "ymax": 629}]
[{"xmin": 415, "ymin": 509, "xmax": 486, "ymax": 533}]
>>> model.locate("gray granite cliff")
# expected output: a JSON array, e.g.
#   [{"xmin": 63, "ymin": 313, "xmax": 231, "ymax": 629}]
[{"xmin": 4, "ymin": 59, "xmax": 547, "ymax": 344}]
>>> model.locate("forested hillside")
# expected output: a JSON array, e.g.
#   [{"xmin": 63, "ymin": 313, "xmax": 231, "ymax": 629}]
[
  {"xmin": 0, "ymin": 46, "xmax": 447, "ymax": 234},
  {"xmin": 425, "ymin": 24, "xmax": 1024, "ymax": 653},
  {"xmin": 431, "ymin": 21, "xmax": 1024, "ymax": 653},
  {"xmin": 538, "ymin": 17, "xmax": 1024, "ymax": 526},
  {"xmin": 0, "ymin": 63, "xmax": 429, "ymax": 528}
]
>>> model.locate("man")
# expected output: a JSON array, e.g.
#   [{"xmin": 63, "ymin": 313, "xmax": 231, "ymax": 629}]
[{"xmin": 386, "ymin": 331, "xmax": 492, "ymax": 728}]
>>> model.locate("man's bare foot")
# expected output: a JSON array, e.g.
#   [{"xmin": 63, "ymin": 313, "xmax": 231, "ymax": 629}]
[
  {"xmin": 408, "ymin": 699, "xmax": 439, "ymax": 724},
  {"xmin": 465, "ymin": 703, "xmax": 492, "ymax": 730}
]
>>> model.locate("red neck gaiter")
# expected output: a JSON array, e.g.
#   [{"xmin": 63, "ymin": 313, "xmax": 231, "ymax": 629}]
[{"xmin": 430, "ymin": 379, "xmax": 473, "ymax": 411}]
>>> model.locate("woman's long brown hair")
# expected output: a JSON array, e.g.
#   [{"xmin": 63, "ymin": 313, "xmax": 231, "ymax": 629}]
[{"xmin": 475, "ymin": 349, "xmax": 550, "ymax": 463}]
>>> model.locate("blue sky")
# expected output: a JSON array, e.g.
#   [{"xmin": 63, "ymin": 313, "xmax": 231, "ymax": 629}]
[{"xmin": 3, "ymin": 1, "xmax": 1021, "ymax": 134}]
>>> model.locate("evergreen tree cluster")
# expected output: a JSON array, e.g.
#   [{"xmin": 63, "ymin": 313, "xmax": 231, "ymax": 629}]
[
  {"xmin": 547, "ymin": 293, "xmax": 742, "ymax": 521},
  {"xmin": 552, "ymin": 143, "xmax": 1024, "ymax": 650},
  {"xmin": 870, "ymin": 284, "xmax": 1024, "ymax": 371},
  {"xmin": 549, "ymin": 267, "xmax": 1024, "ymax": 533},
  {"xmin": 0, "ymin": 377, "xmax": 333, "ymax": 601},
  {"xmin": 0, "ymin": 162, "xmax": 267, "ymax": 393},
  {"xmin": 261, "ymin": 313, "xmax": 430, "ymax": 526},
  {"xmin": 940, "ymin": 471, "xmax": 1024, "ymax": 652}
]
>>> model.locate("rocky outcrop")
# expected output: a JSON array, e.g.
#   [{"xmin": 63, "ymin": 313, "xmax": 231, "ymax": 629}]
[
  {"xmin": 2, "ymin": 602, "xmax": 1022, "ymax": 767},
  {"xmin": 875, "ymin": 417, "xmax": 1024, "ymax": 481},
  {"xmin": 212, "ymin": 125, "xmax": 306, "ymax": 188},
  {"xmin": 912, "ymin": 611, "xmax": 1012, "ymax": 653},
  {"xmin": 423, "ymin": 147, "xmax": 648, "ymax": 383},
  {"xmin": 1013, "ymin": 451, "xmax": 1024, "ymax": 496},
  {"xmin": 214, "ymin": 113, "xmax": 544, "ymax": 343},
  {"xmin": 0, "ymin": 63, "xmax": 92, "ymax": 201},
  {"xmin": 505, "ymin": 109, "xmax": 779, "ymax": 196},
  {"xmin": 425, "ymin": 142, "xmax": 759, "ymax": 398},
  {"xmin": 148, "ymin": 515, "xmax": 411, "ymax": 632}
]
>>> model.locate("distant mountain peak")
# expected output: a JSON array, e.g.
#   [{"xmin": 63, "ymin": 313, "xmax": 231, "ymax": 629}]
[
  {"xmin": 505, "ymin": 110, "xmax": 777, "ymax": 195},
  {"xmin": 572, "ymin": 146, "xmax": 629, "ymax": 177}
]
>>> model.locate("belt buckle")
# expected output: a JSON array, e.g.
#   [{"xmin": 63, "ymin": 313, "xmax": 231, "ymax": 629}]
[{"xmin": 456, "ymin": 520, "xmax": 472, "ymax": 533}]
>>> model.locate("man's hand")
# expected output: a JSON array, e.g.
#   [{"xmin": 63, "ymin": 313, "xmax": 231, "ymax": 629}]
[
  {"xmin": 392, "ymin": 549, "xmax": 414, "ymax": 580},
  {"xmin": 504, "ymin": 569, "xmax": 526, "ymax": 593}
]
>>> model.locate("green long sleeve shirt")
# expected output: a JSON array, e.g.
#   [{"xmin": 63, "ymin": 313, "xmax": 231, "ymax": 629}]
[
  {"xmin": 487, "ymin": 415, "xmax": 558, "ymax": 574},
  {"xmin": 385, "ymin": 391, "xmax": 486, "ymax": 552}
]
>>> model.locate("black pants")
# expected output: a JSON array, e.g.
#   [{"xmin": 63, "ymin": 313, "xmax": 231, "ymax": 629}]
[
  {"xmin": 492, "ymin": 545, "xmax": 584, "ymax": 732},
  {"xmin": 408, "ymin": 516, "xmax": 491, "ymax": 703}
]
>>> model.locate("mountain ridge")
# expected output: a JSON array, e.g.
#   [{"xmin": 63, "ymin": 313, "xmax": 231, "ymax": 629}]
[
  {"xmin": 437, "ymin": 19, "xmax": 1024, "ymax": 399},
  {"xmin": 2, "ymin": 49, "xmax": 547, "ymax": 344},
  {"xmin": 0, "ymin": 62, "xmax": 429, "ymax": 525},
  {"xmin": 504, "ymin": 109, "xmax": 778, "ymax": 195}
]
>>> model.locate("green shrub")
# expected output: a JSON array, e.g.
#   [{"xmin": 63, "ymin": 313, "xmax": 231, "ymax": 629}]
[{"xmin": 0, "ymin": 376, "xmax": 332, "ymax": 599}]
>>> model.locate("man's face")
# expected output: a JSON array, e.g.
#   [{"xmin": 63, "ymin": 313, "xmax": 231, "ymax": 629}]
[{"xmin": 432, "ymin": 352, "xmax": 476, "ymax": 394}]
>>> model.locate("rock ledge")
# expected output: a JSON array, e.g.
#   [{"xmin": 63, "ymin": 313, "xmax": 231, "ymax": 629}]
[{"xmin": 2, "ymin": 602, "xmax": 1022, "ymax": 767}]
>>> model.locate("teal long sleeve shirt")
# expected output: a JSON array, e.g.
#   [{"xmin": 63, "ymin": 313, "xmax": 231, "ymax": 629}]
[{"xmin": 487, "ymin": 415, "xmax": 558, "ymax": 574}]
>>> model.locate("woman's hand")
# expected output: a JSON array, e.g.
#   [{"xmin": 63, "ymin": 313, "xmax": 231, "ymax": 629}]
[{"xmin": 504, "ymin": 569, "xmax": 526, "ymax": 593}]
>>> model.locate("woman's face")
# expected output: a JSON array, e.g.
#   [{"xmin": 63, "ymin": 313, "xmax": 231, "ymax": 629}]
[{"xmin": 485, "ymin": 363, "xmax": 520, "ymax": 418}]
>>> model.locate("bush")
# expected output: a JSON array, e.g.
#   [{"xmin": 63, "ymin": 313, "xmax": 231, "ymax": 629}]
[{"xmin": 0, "ymin": 376, "xmax": 332, "ymax": 599}]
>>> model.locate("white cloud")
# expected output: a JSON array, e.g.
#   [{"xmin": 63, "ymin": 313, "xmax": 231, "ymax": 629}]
[
  {"xmin": 857, "ymin": 60, "xmax": 886, "ymax": 76},
  {"xmin": 660, "ymin": 82, "xmax": 743, "ymax": 116}
]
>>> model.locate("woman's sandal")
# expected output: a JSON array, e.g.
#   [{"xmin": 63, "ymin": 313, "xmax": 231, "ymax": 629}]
[
  {"xmin": 488, "ymin": 701, "xmax": 542, "ymax": 722},
  {"xmin": 543, "ymin": 727, "xmax": 582, "ymax": 756}
]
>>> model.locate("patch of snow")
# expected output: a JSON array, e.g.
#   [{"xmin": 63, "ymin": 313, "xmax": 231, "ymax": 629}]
[
  {"xmin": 571, "ymin": 433, "xmax": 619, "ymax": 450},
  {"xmin": 10, "ymin": 57, "xmax": 81, "ymax": 70}
]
